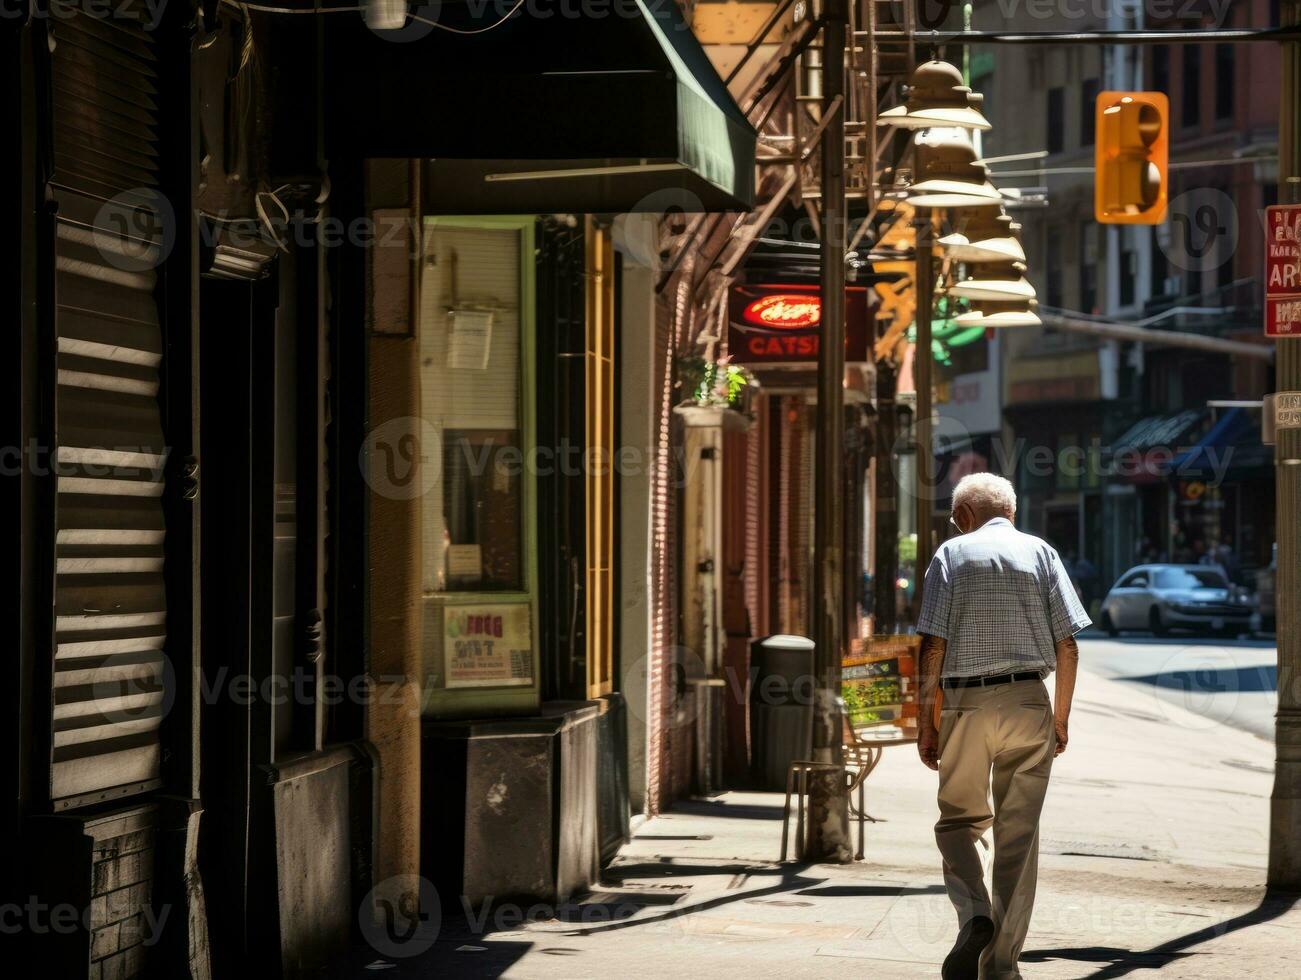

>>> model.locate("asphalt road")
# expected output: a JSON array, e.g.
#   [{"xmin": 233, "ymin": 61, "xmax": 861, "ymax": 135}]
[{"xmin": 1077, "ymin": 630, "xmax": 1278, "ymax": 742}]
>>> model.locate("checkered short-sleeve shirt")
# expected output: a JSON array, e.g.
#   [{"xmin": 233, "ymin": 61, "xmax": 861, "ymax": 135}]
[{"xmin": 916, "ymin": 517, "xmax": 1091, "ymax": 679}]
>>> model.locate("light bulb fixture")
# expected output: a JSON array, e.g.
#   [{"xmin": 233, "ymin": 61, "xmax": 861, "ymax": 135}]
[
  {"xmin": 366, "ymin": 0, "xmax": 408, "ymax": 30},
  {"xmin": 953, "ymin": 298, "xmax": 1041, "ymax": 328},
  {"xmin": 947, "ymin": 260, "xmax": 1037, "ymax": 302},
  {"xmin": 907, "ymin": 130, "xmax": 1001, "ymax": 208},
  {"xmin": 879, "ymin": 61, "xmax": 992, "ymax": 131},
  {"xmin": 938, "ymin": 206, "xmax": 1026, "ymax": 263}
]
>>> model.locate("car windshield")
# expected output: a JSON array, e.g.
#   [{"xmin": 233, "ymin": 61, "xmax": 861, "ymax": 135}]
[{"xmin": 1154, "ymin": 567, "xmax": 1227, "ymax": 590}]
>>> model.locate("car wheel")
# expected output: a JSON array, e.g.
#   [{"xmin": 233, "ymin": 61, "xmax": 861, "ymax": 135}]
[
  {"xmin": 1100, "ymin": 611, "xmax": 1118, "ymax": 637},
  {"xmin": 1149, "ymin": 606, "xmax": 1169, "ymax": 637}
]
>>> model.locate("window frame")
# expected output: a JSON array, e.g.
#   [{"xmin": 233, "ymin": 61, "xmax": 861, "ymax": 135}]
[{"xmin": 419, "ymin": 215, "xmax": 542, "ymax": 716}]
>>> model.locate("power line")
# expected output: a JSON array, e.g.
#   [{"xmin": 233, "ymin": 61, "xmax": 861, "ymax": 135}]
[
  {"xmin": 937, "ymin": 26, "xmax": 1301, "ymax": 45},
  {"xmin": 987, "ymin": 155, "xmax": 1278, "ymax": 179}
]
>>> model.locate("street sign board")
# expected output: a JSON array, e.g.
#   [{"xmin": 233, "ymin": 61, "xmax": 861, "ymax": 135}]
[
  {"xmin": 727, "ymin": 283, "xmax": 870, "ymax": 364},
  {"xmin": 1277, "ymin": 392, "xmax": 1301, "ymax": 429},
  {"xmin": 1266, "ymin": 205, "xmax": 1301, "ymax": 336},
  {"xmin": 1264, "ymin": 391, "xmax": 1301, "ymax": 445}
]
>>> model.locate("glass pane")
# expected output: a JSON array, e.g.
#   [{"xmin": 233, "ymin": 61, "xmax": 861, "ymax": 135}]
[
  {"xmin": 420, "ymin": 223, "xmax": 525, "ymax": 594},
  {"xmin": 438, "ymin": 429, "xmax": 523, "ymax": 591},
  {"xmin": 1155, "ymin": 567, "xmax": 1228, "ymax": 590}
]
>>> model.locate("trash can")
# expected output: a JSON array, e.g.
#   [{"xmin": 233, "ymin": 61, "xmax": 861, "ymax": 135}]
[{"xmin": 749, "ymin": 634, "xmax": 815, "ymax": 791}]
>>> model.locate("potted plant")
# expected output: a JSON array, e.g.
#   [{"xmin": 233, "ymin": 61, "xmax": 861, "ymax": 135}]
[{"xmin": 675, "ymin": 355, "xmax": 757, "ymax": 425}]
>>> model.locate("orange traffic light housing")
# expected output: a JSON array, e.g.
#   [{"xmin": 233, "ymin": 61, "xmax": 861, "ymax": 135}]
[{"xmin": 1094, "ymin": 91, "xmax": 1168, "ymax": 225}]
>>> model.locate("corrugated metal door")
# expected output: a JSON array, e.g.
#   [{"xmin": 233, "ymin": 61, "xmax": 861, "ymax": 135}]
[{"xmin": 47, "ymin": 10, "xmax": 168, "ymax": 809}]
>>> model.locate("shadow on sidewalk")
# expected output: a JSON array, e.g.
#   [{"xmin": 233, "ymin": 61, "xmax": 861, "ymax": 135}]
[
  {"xmin": 560, "ymin": 861, "xmax": 828, "ymax": 935},
  {"xmin": 1121, "ymin": 663, "xmax": 1277, "ymax": 694},
  {"xmin": 1022, "ymin": 891, "xmax": 1300, "ymax": 978}
]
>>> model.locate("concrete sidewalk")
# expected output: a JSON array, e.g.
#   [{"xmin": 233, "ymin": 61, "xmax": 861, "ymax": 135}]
[{"xmin": 369, "ymin": 665, "xmax": 1300, "ymax": 979}]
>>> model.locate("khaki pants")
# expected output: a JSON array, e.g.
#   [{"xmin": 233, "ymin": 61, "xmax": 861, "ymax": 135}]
[{"xmin": 935, "ymin": 678, "xmax": 1055, "ymax": 980}]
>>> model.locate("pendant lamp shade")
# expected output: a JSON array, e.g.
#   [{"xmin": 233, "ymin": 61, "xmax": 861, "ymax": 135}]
[
  {"xmin": 939, "ymin": 207, "xmax": 1026, "ymax": 263},
  {"xmin": 908, "ymin": 130, "xmax": 1001, "ymax": 208},
  {"xmin": 953, "ymin": 298, "xmax": 1041, "ymax": 328},
  {"xmin": 947, "ymin": 260, "xmax": 1037, "ymax": 302},
  {"xmin": 879, "ymin": 61, "xmax": 992, "ymax": 131}
]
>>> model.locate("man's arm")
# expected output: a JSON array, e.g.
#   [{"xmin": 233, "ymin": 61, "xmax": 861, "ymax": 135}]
[
  {"xmin": 1043, "ymin": 546, "xmax": 1087, "ymax": 757},
  {"xmin": 1052, "ymin": 635, "xmax": 1078, "ymax": 756},
  {"xmin": 917, "ymin": 633, "xmax": 946, "ymax": 770}
]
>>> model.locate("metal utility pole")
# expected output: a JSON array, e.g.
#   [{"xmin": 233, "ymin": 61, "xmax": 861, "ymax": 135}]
[
  {"xmin": 1269, "ymin": 0, "xmax": 1301, "ymax": 892},
  {"xmin": 914, "ymin": 213, "xmax": 934, "ymax": 608},
  {"xmin": 873, "ymin": 358, "xmax": 900, "ymax": 633},
  {"xmin": 806, "ymin": 0, "xmax": 851, "ymax": 864}
]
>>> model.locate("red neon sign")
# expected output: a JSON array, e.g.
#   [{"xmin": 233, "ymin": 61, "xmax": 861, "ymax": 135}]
[{"xmin": 741, "ymin": 293, "xmax": 822, "ymax": 329}]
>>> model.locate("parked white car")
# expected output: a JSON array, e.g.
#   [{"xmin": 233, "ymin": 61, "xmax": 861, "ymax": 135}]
[{"xmin": 1098, "ymin": 564, "xmax": 1254, "ymax": 637}]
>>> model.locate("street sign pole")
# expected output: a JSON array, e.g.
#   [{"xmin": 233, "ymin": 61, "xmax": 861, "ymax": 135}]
[
  {"xmin": 915, "ymin": 214, "xmax": 934, "ymax": 608},
  {"xmin": 1269, "ymin": 0, "xmax": 1301, "ymax": 892},
  {"xmin": 806, "ymin": 0, "xmax": 852, "ymax": 864}
]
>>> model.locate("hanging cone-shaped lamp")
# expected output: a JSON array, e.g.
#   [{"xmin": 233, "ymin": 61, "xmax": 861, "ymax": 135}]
[
  {"xmin": 879, "ymin": 60, "xmax": 992, "ymax": 131},
  {"xmin": 953, "ymin": 298, "xmax": 1041, "ymax": 328},
  {"xmin": 907, "ymin": 129, "xmax": 1001, "ymax": 208},
  {"xmin": 947, "ymin": 260, "xmax": 1037, "ymax": 302},
  {"xmin": 938, "ymin": 207, "xmax": 1026, "ymax": 263}
]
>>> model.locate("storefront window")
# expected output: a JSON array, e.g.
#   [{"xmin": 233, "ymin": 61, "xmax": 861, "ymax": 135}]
[
  {"xmin": 420, "ymin": 223, "xmax": 526, "ymax": 595},
  {"xmin": 1056, "ymin": 432, "xmax": 1080, "ymax": 490},
  {"xmin": 418, "ymin": 216, "xmax": 540, "ymax": 717}
]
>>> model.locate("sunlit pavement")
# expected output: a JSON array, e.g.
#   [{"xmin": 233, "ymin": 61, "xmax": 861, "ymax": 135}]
[
  {"xmin": 1078, "ymin": 631, "xmax": 1278, "ymax": 741},
  {"xmin": 356, "ymin": 660, "xmax": 1298, "ymax": 979}
]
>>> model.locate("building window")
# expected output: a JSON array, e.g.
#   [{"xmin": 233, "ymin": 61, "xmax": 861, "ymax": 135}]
[
  {"xmin": 1045, "ymin": 228, "xmax": 1063, "ymax": 309},
  {"xmin": 1150, "ymin": 227, "xmax": 1170, "ymax": 298},
  {"xmin": 1047, "ymin": 87, "xmax": 1065, "ymax": 153},
  {"xmin": 422, "ymin": 225, "xmax": 528, "ymax": 594},
  {"xmin": 1119, "ymin": 246, "xmax": 1136, "ymax": 307},
  {"xmin": 1080, "ymin": 224, "xmax": 1097, "ymax": 312},
  {"xmin": 1182, "ymin": 45, "xmax": 1201, "ymax": 127},
  {"xmin": 1215, "ymin": 187, "xmax": 1235, "ymax": 291},
  {"xmin": 418, "ymin": 216, "xmax": 540, "ymax": 712},
  {"xmin": 1080, "ymin": 78, "xmax": 1099, "ymax": 145},
  {"xmin": 1215, "ymin": 44, "xmax": 1234, "ymax": 119},
  {"xmin": 1153, "ymin": 45, "xmax": 1170, "ymax": 93},
  {"xmin": 1056, "ymin": 432, "xmax": 1081, "ymax": 490}
]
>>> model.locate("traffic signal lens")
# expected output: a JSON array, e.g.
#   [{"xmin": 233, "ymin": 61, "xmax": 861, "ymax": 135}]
[
  {"xmin": 1138, "ymin": 103, "xmax": 1160, "ymax": 145},
  {"xmin": 1094, "ymin": 91, "xmax": 1168, "ymax": 224},
  {"xmin": 1142, "ymin": 162, "xmax": 1160, "ymax": 209}
]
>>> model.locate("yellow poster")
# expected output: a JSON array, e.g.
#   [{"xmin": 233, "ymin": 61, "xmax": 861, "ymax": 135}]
[{"xmin": 443, "ymin": 603, "xmax": 533, "ymax": 688}]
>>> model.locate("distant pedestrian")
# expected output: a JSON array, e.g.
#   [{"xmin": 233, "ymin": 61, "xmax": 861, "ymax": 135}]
[{"xmin": 915, "ymin": 473, "xmax": 1090, "ymax": 980}]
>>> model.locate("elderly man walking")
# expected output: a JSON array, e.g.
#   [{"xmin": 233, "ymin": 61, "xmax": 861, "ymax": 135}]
[{"xmin": 915, "ymin": 473, "xmax": 1090, "ymax": 980}]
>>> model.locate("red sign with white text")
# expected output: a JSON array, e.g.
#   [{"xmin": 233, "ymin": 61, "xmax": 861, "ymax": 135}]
[
  {"xmin": 1266, "ymin": 205, "xmax": 1301, "ymax": 336},
  {"xmin": 728, "ymin": 284, "xmax": 870, "ymax": 364}
]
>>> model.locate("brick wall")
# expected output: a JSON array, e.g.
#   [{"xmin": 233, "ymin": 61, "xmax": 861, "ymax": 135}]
[{"xmin": 86, "ymin": 807, "xmax": 157, "ymax": 980}]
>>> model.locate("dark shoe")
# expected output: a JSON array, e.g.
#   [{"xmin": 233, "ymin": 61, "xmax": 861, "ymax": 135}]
[{"xmin": 941, "ymin": 915, "xmax": 994, "ymax": 980}]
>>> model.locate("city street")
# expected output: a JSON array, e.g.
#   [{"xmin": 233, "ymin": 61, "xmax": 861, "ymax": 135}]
[
  {"xmin": 1078, "ymin": 634, "xmax": 1280, "ymax": 741},
  {"xmin": 355, "ymin": 646, "xmax": 1296, "ymax": 978},
  {"xmin": 10, "ymin": 2, "xmax": 1301, "ymax": 978}
]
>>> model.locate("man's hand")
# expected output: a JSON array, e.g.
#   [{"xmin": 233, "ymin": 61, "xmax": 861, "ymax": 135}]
[
  {"xmin": 918, "ymin": 723, "xmax": 940, "ymax": 770},
  {"xmin": 1054, "ymin": 716, "xmax": 1068, "ymax": 756}
]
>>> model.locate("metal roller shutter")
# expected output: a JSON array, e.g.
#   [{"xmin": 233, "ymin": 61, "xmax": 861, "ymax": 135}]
[{"xmin": 48, "ymin": 7, "xmax": 167, "ymax": 810}]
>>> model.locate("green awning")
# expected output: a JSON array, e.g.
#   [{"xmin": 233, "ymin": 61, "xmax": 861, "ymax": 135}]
[{"xmin": 324, "ymin": 0, "xmax": 756, "ymax": 213}]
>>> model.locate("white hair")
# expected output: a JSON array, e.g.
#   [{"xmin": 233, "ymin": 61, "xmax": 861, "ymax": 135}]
[{"xmin": 952, "ymin": 472, "xmax": 1017, "ymax": 518}]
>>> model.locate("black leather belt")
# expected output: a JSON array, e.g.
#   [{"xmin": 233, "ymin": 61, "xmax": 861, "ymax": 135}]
[{"xmin": 941, "ymin": 670, "xmax": 1043, "ymax": 690}]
